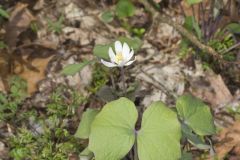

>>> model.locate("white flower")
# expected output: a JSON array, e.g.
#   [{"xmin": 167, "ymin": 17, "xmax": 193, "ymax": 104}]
[{"xmin": 101, "ymin": 41, "xmax": 136, "ymax": 67}]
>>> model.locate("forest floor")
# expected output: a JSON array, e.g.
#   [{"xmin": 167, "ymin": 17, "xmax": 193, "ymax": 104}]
[{"xmin": 0, "ymin": 0, "xmax": 240, "ymax": 159}]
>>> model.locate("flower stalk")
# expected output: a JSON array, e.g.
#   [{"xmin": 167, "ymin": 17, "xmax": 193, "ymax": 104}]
[
  {"xmin": 100, "ymin": 40, "xmax": 136, "ymax": 95},
  {"xmin": 120, "ymin": 67, "xmax": 126, "ymax": 94}
]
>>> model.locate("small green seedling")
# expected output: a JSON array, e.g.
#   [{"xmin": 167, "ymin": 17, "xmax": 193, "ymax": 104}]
[
  {"xmin": 47, "ymin": 15, "xmax": 64, "ymax": 34},
  {"xmin": 0, "ymin": 5, "xmax": 9, "ymax": 19}
]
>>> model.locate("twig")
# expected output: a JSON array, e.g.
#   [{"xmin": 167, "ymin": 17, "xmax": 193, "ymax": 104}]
[{"xmin": 139, "ymin": 0, "xmax": 240, "ymax": 64}]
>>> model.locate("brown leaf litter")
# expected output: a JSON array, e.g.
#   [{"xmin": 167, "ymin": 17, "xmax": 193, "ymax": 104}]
[
  {"xmin": 189, "ymin": 71, "xmax": 233, "ymax": 107},
  {"xmin": 214, "ymin": 121, "xmax": 240, "ymax": 159},
  {"xmin": 14, "ymin": 56, "xmax": 53, "ymax": 94},
  {"xmin": 4, "ymin": 3, "xmax": 35, "ymax": 49}
]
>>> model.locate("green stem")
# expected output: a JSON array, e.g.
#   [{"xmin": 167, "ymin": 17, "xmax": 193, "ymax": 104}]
[
  {"xmin": 134, "ymin": 142, "xmax": 138, "ymax": 160},
  {"xmin": 120, "ymin": 67, "xmax": 126, "ymax": 95}
]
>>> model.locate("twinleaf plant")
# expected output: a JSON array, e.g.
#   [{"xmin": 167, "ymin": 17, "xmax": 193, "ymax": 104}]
[
  {"xmin": 61, "ymin": 37, "xmax": 215, "ymax": 159},
  {"xmin": 75, "ymin": 95, "xmax": 215, "ymax": 160},
  {"xmin": 60, "ymin": 38, "xmax": 216, "ymax": 159}
]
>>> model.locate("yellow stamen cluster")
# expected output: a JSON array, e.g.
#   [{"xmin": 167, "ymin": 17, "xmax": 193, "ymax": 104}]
[{"xmin": 115, "ymin": 53, "xmax": 123, "ymax": 64}]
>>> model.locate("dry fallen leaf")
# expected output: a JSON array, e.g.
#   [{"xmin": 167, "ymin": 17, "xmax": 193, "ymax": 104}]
[
  {"xmin": 64, "ymin": 2, "xmax": 83, "ymax": 22},
  {"xmin": 4, "ymin": 3, "xmax": 35, "ymax": 48},
  {"xmin": 14, "ymin": 56, "xmax": 53, "ymax": 94},
  {"xmin": 1, "ymin": 3, "xmax": 37, "ymax": 93},
  {"xmin": 215, "ymin": 121, "xmax": 240, "ymax": 159},
  {"xmin": 190, "ymin": 71, "xmax": 233, "ymax": 107},
  {"xmin": 33, "ymin": 0, "xmax": 45, "ymax": 10}
]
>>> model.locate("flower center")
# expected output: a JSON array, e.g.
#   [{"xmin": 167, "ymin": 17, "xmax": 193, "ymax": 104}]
[{"xmin": 115, "ymin": 53, "xmax": 123, "ymax": 64}]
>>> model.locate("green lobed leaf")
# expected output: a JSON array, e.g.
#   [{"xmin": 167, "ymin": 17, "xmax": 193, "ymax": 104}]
[
  {"xmin": 117, "ymin": 37, "xmax": 142, "ymax": 51},
  {"xmin": 93, "ymin": 44, "xmax": 111, "ymax": 60},
  {"xmin": 61, "ymin": 61, "xmax": 91, "ymax": 76},
  {"xmin": 180, "ymin": 151, "xmax": 193, "ymax": 160},
  {"xmin": 116, "ymin": 0, "xmax": 135, "ymax": 19},
  {"xmin": 176, "ymin": 94, "xmax": 216, "ymax": 136},
  {"xmin": 96, "ymin": 85, "xmax": 118, "ymax": 102},
  {"xmin": 101, "ymin": 11, "xmax": 114, "ymax": 23},
  {"xmin": 181, "ymin": 123, "xmax": 210, "ymax": 150},
  {"xmin": 75, "ymin": 109, "xmax": 99, "ymax": 139},
  {"xmin": 186, "ymin": 0, "xmax": 203, "ymax": 5},
  {"xmin": 89, "ymin": 97, "xmax": 138, "ymax": 160},
  {"xmin": 137, "ymin": 101, "xmax": 181, "ymax": 160}
]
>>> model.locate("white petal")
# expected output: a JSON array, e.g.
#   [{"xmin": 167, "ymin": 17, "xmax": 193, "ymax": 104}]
[
  {"xmin": 114, "ymin": 41, "xmax": 122, "ymax": 53},
  {"xmin": 122, "ymin": 43, "xmax": 130, "ymax": 59},
  {"xmin": 124, "ymin": 57, "xmax": 136, "ymax": 66},
  {"xmin": 125, "ymin": 49, "xmax": 134, "ymax": 62},
  {"xmin": 108, "ymin": 47, "xmax": 116, "ymax": 63},
  {"xmin": 119, "ymin": 61, "xmax": 126, "ymax": 67},
  {"xmin": 101, "ymin": 59, "xmax": 117, "ymax": 67}
]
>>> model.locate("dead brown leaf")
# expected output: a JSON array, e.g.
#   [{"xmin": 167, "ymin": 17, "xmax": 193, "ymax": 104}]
[
  {"xmin": 33, "ymin": 0, "xmax": 45, "ymax": 10},
  {"xmin": 215, "ymin": 121, "xmax": 240, "ymax": 159},
  {"xmin": 4, "ymin": 3, "xmax": 35, "ymax": 48},
  {"xmin": 1, "ymin": 3, "xmax": 36, "ymax": 91},
  {"xmin": 190, "ymin": 71, "xmax": 233, "ymax": 107},
  {"xmin": 14, "ymin": 56, "xmax": 53, "ymax": 94}
]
